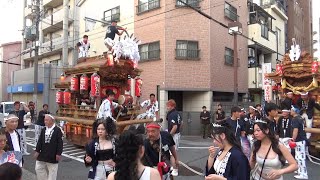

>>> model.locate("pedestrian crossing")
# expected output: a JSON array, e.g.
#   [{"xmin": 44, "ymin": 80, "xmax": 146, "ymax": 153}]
[{"xmin": 25, "ymin": 137, "xmax": 86, "ymax": 163}]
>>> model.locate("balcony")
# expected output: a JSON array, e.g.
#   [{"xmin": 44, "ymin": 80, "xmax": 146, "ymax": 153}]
[
  {"xmin": 43, "ymin": 0, "xmax": 63, "ymax": 8},
  {"xmin": 261, "ymin": 0, "xmax": 288, "ymax": 20},
  {"xmin": 42, "ymin": 8, "xmax": 73, "ymax": 34},
  {"xmin": 40, "ymin": 36, "xmax": 73, "ymax": 56},
  {"xmin": 248, "ymin": 67, "xmax": 262, "ymax": 89},
  {"xmin": 248, "ymin": 23, "xmax": 277, "ymax": 53},
  {"xmin": 21, "ymin": 48, "xmax": 36, "ymax": 61}
]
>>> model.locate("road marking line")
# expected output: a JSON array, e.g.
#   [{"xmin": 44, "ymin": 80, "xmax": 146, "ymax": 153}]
[
  {"xmin": 69, "ymin": 151, "xmax": 85, "ymax": 156},
  {"xmin": 26, "ymin": 141, "xmax": 84, "ymax": 163},
  {"xmin": 63, "ymin": 149, "xmax": 83, "ymax": 153},
  {"xmin": 77, "ymin": 155, "xmax": 85, "ymax": 158},
  {"xmin": 63, "ymin": 147, "xmax": 76, "ymax": 150}
]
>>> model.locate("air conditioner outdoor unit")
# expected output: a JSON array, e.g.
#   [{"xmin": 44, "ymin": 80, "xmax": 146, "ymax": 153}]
[{"xmin": 248, "ymin": 48, "xmax": 255, "ymax": 57}]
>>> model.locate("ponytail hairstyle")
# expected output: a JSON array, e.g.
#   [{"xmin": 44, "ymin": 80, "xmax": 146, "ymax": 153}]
[
  {"xmin": 211, "ymin": 120, "xmax": 242, "ymax": 151},
  {"xmin": 114, "ymin": 130, "xmax": 144, "ymax": 180},
  {"xmin": 252, "ymin": 119, "xmax": 285, "ymax": 166},
  {"xmin": 92, "ymin": 117, "xmax": 116, "ymax": 139}
]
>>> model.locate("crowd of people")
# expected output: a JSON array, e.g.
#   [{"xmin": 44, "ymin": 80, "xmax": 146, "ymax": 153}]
[{"xmin": 204, "ymin": 91, "xmax": 317, "ymax": 180}]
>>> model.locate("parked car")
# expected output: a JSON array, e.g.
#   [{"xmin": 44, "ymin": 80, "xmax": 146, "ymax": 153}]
[{"xmin": 0, "ymin": 102, "xmax": 32, "ymax": 128}]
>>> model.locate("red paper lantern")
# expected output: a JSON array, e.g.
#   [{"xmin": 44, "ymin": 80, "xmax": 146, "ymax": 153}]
[
  {"xmin": 276, "ymin": 64, "xmax": 283, "ymax": 76},
  {"xmin": 56, "ymin": 90, "xmax": 63, "ymax": 104},
  {"xmin": 311, "ymin": 61, "xmax": 319, "ymax": 74},
  {"xmin": 135, "ymin": 78, "xmax": 143, "ymax": 97},
  {"xmin": 86, "ymin": 128, "xmax": 91, "ymax": 138},
  {"xmin": 77, "ymin": 126, "xmax": 82, "ymax": 135},
  {"xmin": 80, "ymin": 74, "xmax": 89, "ymax": 91},
  {"xmin": 90, "ymin": 73, "xmax": 101, "ymax": 97},
  {"xmin": 70, "ymin": 75, "xmax": 79, "ymax": 91},
  {"xmin": 66, "ymin": 124, "xmax": 71, "ymax": 133},
  {"xmin": 74, "ymin": 126, "xmax": 78, "ymax": 135},
  {"xmin": 63, "ymin": 90, "xmax": 71, "ymax": 105}
]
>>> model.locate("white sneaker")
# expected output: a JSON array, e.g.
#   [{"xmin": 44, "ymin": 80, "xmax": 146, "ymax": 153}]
[
  {"xmin": 294, "ymin": 175, "xmax": 308, "ymax": 179},
  {"xmin": 23, "ymin": 152, "xmax": 30, "ymax": 156},
  {"xmin": 171, "ymin": 169, "xmax": 178, "ymax": 176}
]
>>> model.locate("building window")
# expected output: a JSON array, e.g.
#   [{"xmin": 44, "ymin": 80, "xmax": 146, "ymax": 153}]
[
  {"xmin": 176, "ymin": 0, "xmax": 200, "ymax": 7},
  {"xmin": 50, "ymin": 60, "xmax": 62, "ymax": 66},
  {"xmin": 224, "ymin": 2, "xmax": 238, "ymax": 21},
  {"xmin": 139, "ymin": 41, "xmax": 160, "ymax": 60},
  {"xmin": 261, "ymin": 24, "xmax": 269, "ymax": 39},
  {"xmin": 176, "ymin": 40, "xmax": 199, "ymax": 59},
  {"xmin": 137, "ymin": 0, "xmax": 160, "ymax": 14},
  {"xmin": 225, "ymin": 47, "xmax": 234, "ymax": 66},
  {"xmin": 103, "ymin": 6, "xmax": 120, "ymax": 23},
  {"xmin": 276, "ymin": 27, "xmax": 281, "ymax": 45}
]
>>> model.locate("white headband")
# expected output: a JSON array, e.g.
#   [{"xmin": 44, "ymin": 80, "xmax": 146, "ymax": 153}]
[
  {"xmin": 46, "ymin": 114, "xmax": 55, "ymax": 120},
  {"xmin": 255, "ymin": 119, "xmax": 267, "ymax": 124},
  {"xmin": 212, "ymin": 123, "xmax": 223, "ymax": 128},
  {"xmin": 5, "ymin": 116, "xmax": 19, "ymax": 122}
]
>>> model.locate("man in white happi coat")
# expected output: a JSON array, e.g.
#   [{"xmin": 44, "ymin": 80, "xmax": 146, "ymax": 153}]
[
  {"xmin": 137, "ymin": 93, "xmax": 159, "ymax": 120},
  {"xmin": 97, "ymin": 89, "xmax": 122, "ymax": 121},
  {"xmin": 77, "ymin": 35, "xmax": 90, "ymax": 58}
]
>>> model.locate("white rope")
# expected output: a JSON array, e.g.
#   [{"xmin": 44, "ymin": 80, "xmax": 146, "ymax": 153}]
[{"xmin": 178, "ymin": 161, "xmax": 204, "ymax": 176}]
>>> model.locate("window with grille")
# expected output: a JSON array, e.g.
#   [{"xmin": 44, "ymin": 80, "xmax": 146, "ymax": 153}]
[
  {"xmin": 176, "ymin": 40, "xmax": 199, "ymax": 59},
  {"xmin": 224, "ymin": 2, "xmax": 238, "ymax": 21},
  {"xmin": 261, "ymin": 24, "xmax": 269, "ymax": 39},
  {"xmin": 139, "ymin": 41, "xmax": 160, "ymax": 61},
  {"xmin": 104, "ymin": 6, "xmax": 120, "ymax": 23},
  {"xmin": 176, "ymin": 0, "xmax": 200, "ymax": 7},
  {"xmin": 225, "ymin": 47, "xmax": 234, "ymax": 66},
  {"xmin": 137, "ymin": 0, "xmax": 160, "ymax": 14}
]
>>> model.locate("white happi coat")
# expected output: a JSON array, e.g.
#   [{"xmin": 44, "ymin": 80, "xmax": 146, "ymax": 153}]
[
  {"xmin": 97, "ymin": 99, "xmax": 118, "ymax": 121},
  {"xmin": 137, "ymin": 99, "xmax": 159, "ymax": 119}
]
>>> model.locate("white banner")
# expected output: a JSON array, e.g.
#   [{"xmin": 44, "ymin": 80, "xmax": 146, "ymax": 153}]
[{"xmin": 262, "ymin": 63, "xmax": 272, "ymax": 101}]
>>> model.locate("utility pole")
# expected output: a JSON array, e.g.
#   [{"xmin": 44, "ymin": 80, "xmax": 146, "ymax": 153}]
[
  {"xmin": 62, "ymin": 0, "xmax": 69, "ymax": 67},
  {"xmin": 33, "ymin": 0, "xmax": 40, "ymax": 110},
  {"xmin": 233, "ymin": 33, "xmax": 238, "ymax": 106}
]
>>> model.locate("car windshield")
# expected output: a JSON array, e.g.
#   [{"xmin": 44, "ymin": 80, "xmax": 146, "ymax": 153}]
[{"xmin": 4, "ymin": 104, "xmax": 14, "ymax": 114}]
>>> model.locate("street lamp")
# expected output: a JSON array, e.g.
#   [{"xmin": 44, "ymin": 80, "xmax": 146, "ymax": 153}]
[{"xmin": 228, "ymin": 21, "xmax": 242, "ymax": 106}]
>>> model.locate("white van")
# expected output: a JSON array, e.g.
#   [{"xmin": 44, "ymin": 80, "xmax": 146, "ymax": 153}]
[{"xmin": 0, "ymin": 102, "xmax": 32, "ymax": 128}]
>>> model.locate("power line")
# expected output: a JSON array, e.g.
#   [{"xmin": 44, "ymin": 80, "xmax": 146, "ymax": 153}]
[{"xmin": 8, "ymin": 0, "xmax": 239, "ymax": 65}]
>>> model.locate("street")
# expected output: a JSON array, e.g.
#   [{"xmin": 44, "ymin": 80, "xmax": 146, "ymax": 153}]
[{"xmin": 22, "ymin": 127, "xmax": 320, "ymax": 180}]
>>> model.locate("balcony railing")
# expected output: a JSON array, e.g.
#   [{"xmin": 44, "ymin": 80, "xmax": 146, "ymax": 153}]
[
  {"xmin": 137, "ymin": 0, "xmax": 160, "ymax": 14},
  {"xmin": 176, "ymin": 0, "xmax": 200, "ymax": 7},
  {"xmin": 175, "ymin": 49, "xmax": 200, "ymax": 59},
  {"xmin": 261, "ymin": 0, "xmax": 286, "ymax": 15}
]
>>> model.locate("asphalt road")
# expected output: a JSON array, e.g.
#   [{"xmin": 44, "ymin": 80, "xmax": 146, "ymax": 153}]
[{"xmin": 21, "ymin": 127, "xmax": 320, "ymax": 180}]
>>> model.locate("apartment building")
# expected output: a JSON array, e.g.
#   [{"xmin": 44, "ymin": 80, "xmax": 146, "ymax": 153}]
[
  {"xmin": 134, "ymin": 0, "xmax": 248, "ymax": 128},
  {"xmin": 248, "ymin": 0, "xmax": 288, "ymax": 104},
  {"xmin": 287, "ymin": 0, "xmax": 313, "ymax": 54},
  {"xmin": 0, "ymin": 41, "xmax": 21, "ymax": 101}
]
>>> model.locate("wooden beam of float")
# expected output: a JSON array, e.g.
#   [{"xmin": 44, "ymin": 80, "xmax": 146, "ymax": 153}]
[
  {"xmin": 53, "ymin": 116, "xmax": 162, "ymax": 126},
  {"xmin": 305, "ymin": 128, "xmax": 320, "ymax": 134}
]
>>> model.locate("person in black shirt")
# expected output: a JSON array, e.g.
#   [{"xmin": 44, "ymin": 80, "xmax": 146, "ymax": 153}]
[
  {"xmin": 104, "ymin": 20, "xmax": 126, "ymax": 51},
  {"xmin": 200, "ymin": 106, "xmax": 211, "ymax": 139},
  {"xmin": 255, "ymin": 104, "xmax": 263, "ymax": 119},
  {"xmin": 34, "ymin": 114, "xmax": 63, "ymax": 180},
  {"xmin": 277, "ymin": 109, "xmax": 293, "ymax": 138},
  {"xmin": 215, "ymin": 104, "xmax": 225, "ymax": 122},
  {"xmin": 28, "ymin": 101, "xmax": 36, "ymax": 123},
  {"xmin": 9, "ymin": 101, "xmax": 30, "ymax": 155},
  {"xmin": 281, "ymin": 92, "xmax": 294, "ymax": 110},
  {"xmin": 35, "ymin": 104, "xmax": 50, "ymax": 145},
  {"xmin": 225, "ymin": 106, "xmax": 245, "ymax": 142},
  {"xmin": 143, "ymin": 122, "xmax": 177, "ymax": 179},
  {"xmin": 264, "ymin": 102, "xmax": 279, "ymax": 135},
  {"xmin": 296, "ymin": 91, "xmax": 320, "ymax": 139},
  {"xmin": 290, "ymin": 106, "xmax": 308, "ymax": 179}
]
